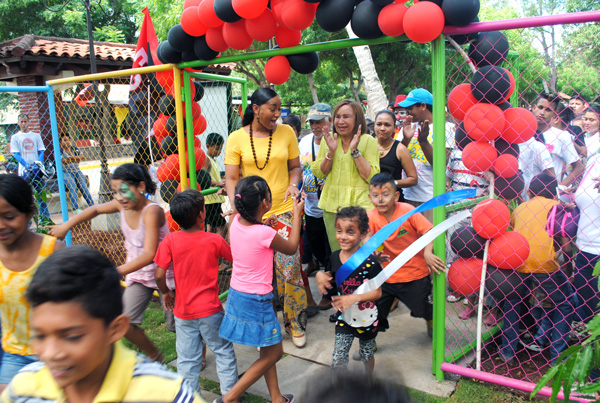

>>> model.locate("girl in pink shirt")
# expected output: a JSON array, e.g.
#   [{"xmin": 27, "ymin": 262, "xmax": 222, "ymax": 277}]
[{"xmin": 219, "ymin": 176, "xmax": 303, "ymax": 403}]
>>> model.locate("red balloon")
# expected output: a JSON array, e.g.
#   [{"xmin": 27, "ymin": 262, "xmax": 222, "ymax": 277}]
[
  {"xmin": 232, "ymin": 0, "xmax": 268, "ymax": 19},
  {"xmin": 183, "ymin": 102, "xmax": 202, "ymax": 120},
  {"xmin": 448, "ymin": 83, "xmax": 478, "ymax": 121},
  {"xmin": 166, "ymin": 210, "xmax": 181, "ymax": 232},
  {"xmin": 448, "ymin": 258, "xmax": 483, "ymax": 296},
  {"xmin": 181, "ymin": 7, "xmax": 208, "ymax": 37},
  {"xmin": 193, "ymin": 115, "xmax": 208, "ymax": 135},
  {"xmin": 245, "ymin": 9, "xmax": 277, "ymax": 42},
  {"xmin": 493, "ymin": 154, "xmax": 519, "ymax": 178},
  {"xmin": 184, "ymin": 0, "xmax": 201, "ymax": 8},
  {"xmin": 153, "ymin": 115, "xmax": 169, "ymax": 143},
  {"xmin": 464, "ymin": 103, "xmax": 506, "ymax": 142},
  {"xmin": 205, "ymin": 25, "xmax": 229, "ymax": 52},
  {"xmin": 187, "ymin": 146, "xmax": 207, "ymax": 171},
  {"xmin": 281, "ymin": 0, "xmax": 317, "ymax": 30},
  {"xmin": 198, "ymin": 0, "xmax": 224, "ymax": 27},
  {"xmin": 222, "ymin": 20, "xmax": 253, "ymax": 50},
  {"xmin": 157, "ymin": 155, "xmax": 181, "ymax": 182},
  {"xmin": 270, "ymin": 0, "xmax": 286, "ymax": 26},
  {"xmin": 488, "ymin": 231, "xmax": 530, "ymax": 269},
  {"xmin": 275, "ymin": 26, "xmax": 302, "ymax": 48},
  {"xmin": 378, "ymin": 3, "xmax": 408, "ymax": 37},
  {"xmin": 403, "ymin": 2, "xmax": 445, "ymax": 43},
  {"xmin": 156, "ymin": 69, "xmax": 174, "ymax": 89},
  {"xmin": 462, "ymin": 141, "xmax": 497, "ymax": 173},
  {"xmin": 265, "ymin": 56, "xmax": 291, "ymax": 85},
  {"xmin": 503, "ymin": 68, "xmax": 515, "ymax": 102},
  {"xmin": 501, "ymin": 107, "xmax": 536, "ymax": 144},
  {"xmin": 472, "ymin": 199, "xmax": 510, "ymax": 239}
]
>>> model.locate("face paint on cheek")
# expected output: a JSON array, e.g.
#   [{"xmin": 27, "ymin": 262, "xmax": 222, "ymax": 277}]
[{"xmin": 119, "ymin": 183, "xmax": 137, "ymax": 203}]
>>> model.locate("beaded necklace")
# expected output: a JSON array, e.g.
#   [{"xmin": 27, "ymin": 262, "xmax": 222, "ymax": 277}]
[{"xmin": 249, "ymin": 123, "xmax": 273, "ymax": 170}]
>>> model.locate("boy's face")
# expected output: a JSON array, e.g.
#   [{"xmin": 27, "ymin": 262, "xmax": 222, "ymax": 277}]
[
  {"xmin": 335, "ymin": 217, "xmax": 366, "ymax": 252},
  {"xmin": 31, "ymin": 301, "xmax": 128, "ymax": 392},
  {"xmin": 207, "ymin": 144, "xmax": 222, "ymax": 158},
  {"xmin": 369, "ymin": 183, "xmax": 399, "ymax": 216}
]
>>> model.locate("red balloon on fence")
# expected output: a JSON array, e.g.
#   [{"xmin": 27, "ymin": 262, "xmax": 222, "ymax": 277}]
[
  {"xmin": 156, "ymin": 69, "xmax": 174, "ymax": 89},
  {"xmin": 493, "ymin": 153, "xmax": 519, "ymax": 178},
  {"xmin": 166, "ymin": 210, "xmax": 181, "ymax": 232},
  {"xmin": 193, "ymin": 115, "xmax": 208, "ymax": 135},
  {"xmin": 157, "ymin": 154, "xmax": 181, "ymax": 182},
  {"xmin": 153, "ymin": 115, "xmax": 169, "ymax": 143},
  {"xmin": 281, "ymin": 0, "xmax": 317, "ymax": 31},
  {"xmin": 403, "ymin": 2, "xmax": 445, "ymax": 43},
  {"xmin": 265, "ymin": 56, "xmax": 291, "ymax": 85},
  {"xmin": 185, "ymin": 147, "xmax": 207, "ymax": 171},
  {"xmin": 198, "ymin": 0, "xmax": 224, "ymax": 28},
  {"xmin": 206, "ymin": 25, "xmax": 229, "ymax": 52},
  {"xmin": 488, "ymin": 231, "xmax": 530, "ymax": 269},
  {"xmin": 181, "ymin": 7, "xmax": 208, "ymax": 37},
  {"xmin": 501, "ymin": 107, "xmax": 536, "ymax": 144},
  {"xmin": 464, "ymin": 103, "xmax": 505, "ymax": 142},
  {"xmin": 270, "ymin": 0, "xmax": 286, "ymax": 26},
  {"xmin": 232, "ymin": 0, "xmax": 268, "ymax": 19},
  {"xmin": 503, "ymin": 68, "xmax": 515, "ymax": 102},
  {"xmin": 448, "ymin": 83, "xmax": 478, "ymax": 121},
  {"xmin": 472, "ymin": 199, "xmax": 510, "ymax": 239},
  {"xmin": 462, "ymin": 141, "xmax": 497, "ymax": 173},
  {"xmin": 378, "ymin": 3, "xmax": 408, "ymax": 37},
  {"xmin": 246, "ymin": 9, "xmax": 277, "ymax": 42},
  {"xmin": 223, "ymin": 20, "xmax": 253, "ymax": 50},
  {"xmin": 275, "ymin": 26, "xmax": 302, "ymax": 48},
  {"xmin": 184, "ymin": 0, "xmax": 201, "ymax": 8},
  {"xmin": 448, "ymin": 257, "xmax": 483, "ymax": 296}
]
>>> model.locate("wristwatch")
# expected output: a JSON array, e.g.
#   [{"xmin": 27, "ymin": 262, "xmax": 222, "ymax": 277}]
[{"xmin": 351, "ymin": 149, "xmax": 361, "ymax": 159}]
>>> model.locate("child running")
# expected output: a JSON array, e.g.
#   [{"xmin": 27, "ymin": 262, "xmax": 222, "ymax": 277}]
[
  {"xmin": 316, "ymin": 206, "xmax": 383, "ymax": 374},
  {"xmin": 154, "ymin": 189, "xmax": 238, "ymax": 396},
  {"xmin": 0, "ymin": 175, "xmax": 64, "ymax": 393},
  {"xmin": 218, "ymin": 176, "xmax": 303, "ymax": 403},
  {"xmin": 1, "ymin": 245, "xmax": 202, "ymax": 403},
  {"xmin": 49, "ymin": 163, "xmax": 174, "ymax": 362}
]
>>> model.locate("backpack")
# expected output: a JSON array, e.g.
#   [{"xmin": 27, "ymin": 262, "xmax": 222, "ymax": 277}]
[{"xmin": 546, "ymin": 204, "xmax": 580, "ymax": 241}]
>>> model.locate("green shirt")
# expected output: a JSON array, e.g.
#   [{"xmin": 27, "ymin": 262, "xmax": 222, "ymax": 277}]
[{"xmin": 311, "ymin": 134, "xmax": 380, "ymax": 213}]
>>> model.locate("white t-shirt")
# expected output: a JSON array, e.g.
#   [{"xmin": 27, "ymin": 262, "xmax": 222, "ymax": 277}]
[
  {"xmin": 543, "ymin": 127, "xmax": 579, "ymax": 182},
  {"xmin": 298, "ymin": 133, "xmax": 324, "ymax": 218},
  {"xmin": 575, "ymin": 154, "xmax": 600, "ymax": 254},
  {"xmin": 403, "ymin": 122, "xmax": 455, "ymax": 202},
  {"xmin": 585, "ymin": 132, "xmax": 600, "ymax": 159},
  {"xmin": 10, "ymin": 131, "xmax": 45, "ymax": 176},
  {"xmin": 447, "ymin": 148, "xmax": 489, "ymax": 190},
  {"xmin": 519, "ymin": 137, "xmax": 553, "ymax": 200}
]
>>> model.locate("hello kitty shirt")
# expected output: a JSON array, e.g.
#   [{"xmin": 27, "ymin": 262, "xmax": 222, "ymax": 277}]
[{"xmin": 326, "ymin": 251, "xmax": 382, "ymax": 340}]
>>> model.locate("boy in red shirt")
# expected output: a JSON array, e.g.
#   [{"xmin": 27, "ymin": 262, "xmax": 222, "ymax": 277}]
[
  {"xmin": 155, "ymin": 190, "xmax": 238, "ymax": 398},
  {"xmin": 367, "ymin": 173, "xmax": 445, "ymax": 337}
]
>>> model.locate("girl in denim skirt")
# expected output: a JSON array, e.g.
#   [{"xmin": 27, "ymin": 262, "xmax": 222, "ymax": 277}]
[{"xmin": 218, "ymin": 176, "xmax": 303, "ymax": 403}]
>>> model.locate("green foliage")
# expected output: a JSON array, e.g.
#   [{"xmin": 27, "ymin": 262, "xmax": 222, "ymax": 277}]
[
  {"xmin": 94, "ymin": 25, "xmax": 125, "ymax": 43},
  {"xmin": 32, "ymin": 186, "xmax": 54, "ymax": 233}
]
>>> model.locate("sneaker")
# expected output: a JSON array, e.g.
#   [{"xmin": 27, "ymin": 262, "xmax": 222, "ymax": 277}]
[
  {"xmin": 329, "ymin": 312, "xmax": 338, "ymax": 323},
  {"xmin": 447, "ymin": 292, "xmax": 464, "ymax": 303},
  {"xmin": 483, "ymin": 311, "xmax": 498, "ymax": 326},
  {"xmin": 293, "ymin": 335, "xmax": 306, "ymax": 348},
  {"xmin": 520, "ymin": 339, "xmax": 543, "ymax": 352},
  {"xmin": 458, "ymin": 306, "xmax": 476, "ymax": 320},
  {"xmin": 352, "ymin": 341, "xmax": 377, "ymax": 361},
  {"xmin": 318, "ymin": 297, "xmax": 333, "ymax": 310},
  {"xmin": 282, "ymin": 394, "xmax": 295, "ymax": 403},
  {"xmin": 426, "ymin": 320, "xmax": 433, "ymax": 337},
  {"xmin": 570, "ymin": 321, "xmax": 588, "ymax": 342}
]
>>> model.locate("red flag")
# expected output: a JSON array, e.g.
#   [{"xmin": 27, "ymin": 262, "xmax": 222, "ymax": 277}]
[
  {"xmin": 74, "ymin": 83, "xmax": 93, "ymax": 107},
  {"xmin": 130, "ymin": 7, "xmax": 159, "ymax": 91}
]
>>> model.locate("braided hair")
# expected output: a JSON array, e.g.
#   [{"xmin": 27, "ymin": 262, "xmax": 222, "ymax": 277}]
[{"xmin": 234, "ymin": 176, "xmax": 272, "ymax": 225}]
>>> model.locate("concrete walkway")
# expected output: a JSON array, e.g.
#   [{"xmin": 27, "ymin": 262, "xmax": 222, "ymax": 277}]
[{"xmin": 171, "ymin": 277, "xmax": 458, "ymax": 401}]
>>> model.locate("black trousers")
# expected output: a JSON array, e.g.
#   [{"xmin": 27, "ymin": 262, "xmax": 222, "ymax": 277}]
[{"xmin": 303, "ymin": 214, "xmax": 331, "ymax": 267}]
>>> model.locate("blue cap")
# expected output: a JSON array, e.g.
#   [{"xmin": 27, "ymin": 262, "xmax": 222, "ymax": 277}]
[{"xmin": 399, "ymin": 88, "xmax": 433, "ymax": 107}]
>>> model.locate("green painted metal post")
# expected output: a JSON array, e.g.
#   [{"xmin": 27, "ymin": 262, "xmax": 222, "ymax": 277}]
[
  {"xmin": 431, "ymin": 36, "xmax": 447, "ymax": 381},
  {"xmin": 182, "ymin": 71, "xmax": 198, "ymax": 190}
]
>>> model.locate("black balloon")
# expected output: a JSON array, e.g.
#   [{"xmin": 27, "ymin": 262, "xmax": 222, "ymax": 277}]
[
  {"xmin": 455, "ymin": 122, "xmax": 473, "ymax": 151},
  {"xmin": 470, "ymin": 65, "xmax": 511, "ymax": 105},
  {"xmin": 372, "ymin": 0, "xmax": 393, "ymax": 5},
  {"xmin": 181, "ymin": 50, "xmax": 197, "ymax": 62},
  {"xmin": 161, "ymin": 136, "xmax": 178, "ymax": 156},
  {"xmin": 288, "ymin": 51, "xmax": 320, "ymax": 74},
  {"xmin": 316, "ymin": 0, "xmax": 355, "ymax": 33},
  {"xmin": 196, "ymin": 168, "xmax": 212, "ymax": 190},
  {"xmin": 486, "ymin": 266, "xmax": 526, "ymax": 301},
  {"xmin": 351, "ymin": 0, "xmax": 383, "ymax": 40},
  {"xmin": 495, "ymin": 171, "xmax": 524, "ymax": 201},
  {"xmin": 447, "ymin": 16, "xmax": 479, "ymax": 45},
  {"xmin": 168, "ymin": 24, "xmax": 195, "ymax": 52},
  {"xmin": 450, "ymin": 226, "xmax": 486, "ymax": 259},
  {"xmin": 159, "ymin": 95, "xmax": 176, "ymax": 116},
  {"xmin": 422, "ymin": 0, "xmax": 443, "ymax": 6},
  {"xmin": 157, "ymin": 41, "xmax": 182, "ymax": 64},
  {"xmin": 468, "ymin": 31, "xmax": 509, "ymax": 67},
  {"xmin": 497, "ymin": 100, "xmax": 512, "ymax": 111},
  {"xmin": 193, "ymin": 81, "xmax": 205, "ymax": 102},
  {"xmin": 442, "ymin": 0, "xmax": 480, "ymax": 27},
  {"xmin": 194, "ymin": 36, "xmax": 219, "ymax": 61},
  {"xmin": 304, "ymin": 0, "xmax": 321, "ymax": 2},
  {"xmin": 166, "ymin": 116, "xmax": 180, "ymax": 135},
  {"xmin": 495, "ymin": 138, "xmax": 519, "ymax": 158},
  {"xmin": 213, "ymin": 0, "xmax": 242, "ymax": 23},
  {"xmin": 160, "ymin": 179, "xmax": 179, "ymax": 204}
]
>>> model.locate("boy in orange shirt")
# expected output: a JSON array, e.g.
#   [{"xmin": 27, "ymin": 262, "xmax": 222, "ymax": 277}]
[{"xmin": 367, "ymin": 173, "xmax": 445, "ymax": 338}]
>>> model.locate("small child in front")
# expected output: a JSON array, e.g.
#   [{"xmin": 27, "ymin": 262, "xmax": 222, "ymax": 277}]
[
  {"xmin": 154, "ymin": 189, "xmax": 238, "ymax": 396},
  {"xmin": 367, "ymin": 173, "xmax": 446, "ymax": 338},
  {"xmin": 316, "ymin": 206, "xmax": 383, "ymax": 374},
  {"xmin": 1, "ymin": 245, "xmax": 202, "ymax": 403}
]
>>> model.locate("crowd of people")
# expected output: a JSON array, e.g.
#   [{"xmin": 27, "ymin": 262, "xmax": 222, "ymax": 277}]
[{"xmin": 0, "ymin": 87, "xmax": 599, "ymax": 403}]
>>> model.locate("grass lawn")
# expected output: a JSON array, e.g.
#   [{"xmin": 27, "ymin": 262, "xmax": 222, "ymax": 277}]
[{"xmin": 126, "ymin": 300, "xmax": 551, "ymax": 403}]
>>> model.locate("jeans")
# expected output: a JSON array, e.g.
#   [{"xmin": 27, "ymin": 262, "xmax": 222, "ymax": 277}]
[
  {"xmin": 0, "ymin": 353, "xmax": 37, "ymax": 384},
  {"xmin": 24, "ymin": 169, "xmax": 49, "ymax": 219},
  {"xmin": 573, "ymin": 250, "xmax": 600, "ymax": 323},
  {"xmin": 64, "ymin": 169, "xmax": 94, "ymax": 211},
  {"xmin": 501, "ymin": 271, "xmax": 574, "ymax": 363},
  {"xmin": 175, "ymin": 311, "xmax": 238, "ymax": 396}
]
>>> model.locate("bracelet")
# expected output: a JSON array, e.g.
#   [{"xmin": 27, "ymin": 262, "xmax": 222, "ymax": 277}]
[
  {"xmin": 351, "ymin": 149, "xmax": 361, "ymax": 159},
  {"xmin": 289, "ymin": 183, "xmax": 297, "ymax": 188},
  {"xmin": 325, "ymin": 152, "xmax": 333, "ymax": 161}
]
